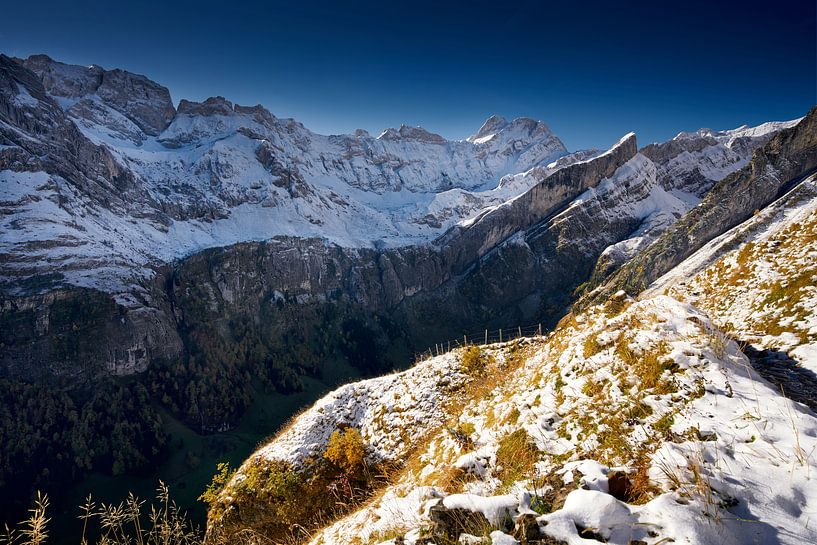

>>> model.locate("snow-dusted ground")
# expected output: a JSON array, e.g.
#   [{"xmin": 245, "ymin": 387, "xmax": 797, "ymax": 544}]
[
  {"xmin": 218, "ymin": 292, "xmax": 817, "ymax": 545},
  {"xmin": 190, "ymin": 107, "xmax": 815, "ymax": 545},
  {"xmin": 252, "ymin": 351, "xmax": 470, "ymax": 467},
  {"xmin": 653, "ymin": 174, "xmax": 817, "ymax": 374}
]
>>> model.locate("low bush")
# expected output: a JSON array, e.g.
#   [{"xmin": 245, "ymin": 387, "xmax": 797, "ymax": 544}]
[
  {"xmin": 208, "ymin": 427, "xmax": 381, "ymax": 544},
  {"xmin": 324, "ymin": 427, "xmax": 366, "ymax": 476},
  {"xmin": 460, "ymin": 346, "xmax": 487, "ymax": 377}
]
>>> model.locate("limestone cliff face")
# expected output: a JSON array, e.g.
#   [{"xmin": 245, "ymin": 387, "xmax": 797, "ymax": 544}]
[
  {"xmin": 0, "ymin": 52, "xmax": 807, "ymax": 411},
  {"xmin": 1, "ymin": 107, "xmax": 802, "ymax": 387},
  {"xmin": 0, "ymin": 287, "xmax": 180, "ymax": 379},
  {"xmin": 0, "ymin": 55, "xmax": 142, "ymax": 202},
  {"xmin": 0, "ymin": 136, "xmax": 634, "ymax": 385},
  {"xmin": 434, "ymin": 134, "xmax": 637, "ymax": 273}
]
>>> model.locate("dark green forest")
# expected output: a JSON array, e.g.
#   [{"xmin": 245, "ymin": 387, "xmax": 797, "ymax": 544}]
[{"xmin": 0, "ymin": 293, "xmax": 411, "ymax": 530}]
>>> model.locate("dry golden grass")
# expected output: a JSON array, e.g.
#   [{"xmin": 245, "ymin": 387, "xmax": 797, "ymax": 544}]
[
  {"xmin": 460, "ymin": 345, "xmax": 488, "ymax": 377},
  {"xmin": 495, "ymin": 429, "xmax": 540, "ymax": 488},
  {"xmin": 604, "ymin": 296, "xmax": 631, "ymax": 318},
  {"xmin": 583, "ymin": 332, "xmax": 604, "ymax": 359},
  {"xmin": 627, "ymin": 457, "xmax": 661, "ymax": 505},
  {"xmin": 2, "ymin": 484, "xmax": 203, "ymax": 545}
]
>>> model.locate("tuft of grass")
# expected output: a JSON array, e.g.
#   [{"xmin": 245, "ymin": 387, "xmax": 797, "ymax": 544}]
[
  {"xmin": 626, "ymin": 400, "xmax": 654, "ymax": 420},
  {"xmin": 627, "ymin": 457, "xmax": 660, "ymax": 505},
  {"xmin": 595, "ymin": 412, "xmax": 632, "ymax": 464},
  {"xmin": 495, "ymin": 429, "xmax": 540, "ymax": 487},
  {"xmin": 582, "ymin": 378, "xmax": 605, "ymax": 398},
  {"xmin": 460, "ymin": 346, "xmax": 488, "ymax": 377},
  {"xmin": 653, "ymin": 413, "xmax": 674, "ymax": 435},
  {"xmin": 583, "ymin": 332, "xmax": 604, "ymax": 359},
  {"xmin": 604, "ymin": 296, "xmax": 630, "ymax": 318}
]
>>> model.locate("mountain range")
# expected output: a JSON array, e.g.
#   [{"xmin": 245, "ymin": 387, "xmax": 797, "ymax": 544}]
[{"xmin": 1, "ymin": 53, "xmax": 816, "ymax": 544}]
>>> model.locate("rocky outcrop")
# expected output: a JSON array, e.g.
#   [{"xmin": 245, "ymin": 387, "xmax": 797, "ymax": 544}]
[
  {"xmin": 22, "ymin": 54, "xmax": 175, "ymax": 136},
  {"xmin": 640, "ymin": 121, "xmax": 796, "ymax": 197},
  {"xmin": 176, "ymin": 96, "xmax": 236, "ymax": 117},
  {"xmin": 0, "ymin": 286, "xmax": 181, "ymax": 379},
  {"xmin": 583, "ymin": 106, "xmax": 817, "ymax": 304},
  {"xmin": 435, "ymin": 133, "xmax": 637, "ymax": 272},
  {"xmin": 0, "ymin": 54, "xmax": 147, "ymax": 210},
  {"xmin": 378, "ymin": 124, "xmax": 447, "ymax": 144}
]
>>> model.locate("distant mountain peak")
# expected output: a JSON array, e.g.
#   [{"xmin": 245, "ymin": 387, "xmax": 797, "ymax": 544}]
[
  {"xmin": 468, "ymin": 115, "xmax": 553, "ymax": 144},
  {"xmin": 377, "ymin": 124, "xmax": 446, "ymax": 143},
  {"xmin": 177, "ymin": 96, "xmax": 235, "ymax": 116}
]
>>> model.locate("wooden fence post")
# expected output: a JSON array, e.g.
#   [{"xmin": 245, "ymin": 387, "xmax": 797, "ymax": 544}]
[
  {"xmin": 485, "ymin": 329, "xmax": 488, "ymax": 344},
  {"xmin": 499, "ymin": 329, "xmax": 502, "ymax": 343}
]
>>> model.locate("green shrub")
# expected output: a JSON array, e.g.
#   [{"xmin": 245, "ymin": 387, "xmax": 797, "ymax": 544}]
[{"xmin": 199, "ymin": 462, "xmax": 234, "ymax": 508}]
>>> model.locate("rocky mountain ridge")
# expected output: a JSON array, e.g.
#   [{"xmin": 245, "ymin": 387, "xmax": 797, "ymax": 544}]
[
  {"xmin": 0, "ymin": 52, "xmax": 807, "ymax": 425},
  {"xmin": 2, "ymin": 54, "xmax": 796, "ymax": 300}
]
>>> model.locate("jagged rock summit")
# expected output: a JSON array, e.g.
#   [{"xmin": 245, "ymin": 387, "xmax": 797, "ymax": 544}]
[{"xmin": 22, "ymin": 53, "xmax": 176, "ymax": 137}]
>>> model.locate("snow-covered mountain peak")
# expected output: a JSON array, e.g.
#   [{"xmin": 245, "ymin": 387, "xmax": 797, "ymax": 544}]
[
  {"xmin": 673, "ymin": 118, "xmax": 801, "ymax": 149},
  {"xmin": 469, "ymin": 114, "xmax": 509, "ymax": 142},
  {"xmin": 467, "ymin": 115, "xmax": 554, "ymax": 145},
  {"xmin": 0, "ymin": 53, "xmax": 801, "ymax": 300},
  {"xmin": 20, "ymin": 54, "xmax": 103, "ymax": 99},
  {"xmin": 22, "ymin": 54, "xmax": 175, "ymax": 138}
]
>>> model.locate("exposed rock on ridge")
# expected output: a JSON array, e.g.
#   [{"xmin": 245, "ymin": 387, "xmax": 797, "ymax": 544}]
[
  {"xmin": 583, "ymin": 106, "xmax": 817, "ymax": 304},
  {"xmin": 22, "ymin": 54, "xmax": 176, "ymax": 136}
]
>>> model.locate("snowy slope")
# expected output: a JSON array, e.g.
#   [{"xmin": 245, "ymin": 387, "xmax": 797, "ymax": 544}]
[
  {"xmin": 652, "ymin": 174, "xmax": 817, "ymax": 374},
  {"xmin": 208, "ymin": 171, "xmax": 817, "ymax": 544},
  {"xmin": 213, "ymin": 294, "xmax": 817, "ymax": 545}
]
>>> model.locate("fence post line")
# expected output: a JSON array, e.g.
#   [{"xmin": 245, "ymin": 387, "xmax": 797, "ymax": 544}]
[
  {"xmin": 499, "ymin": 328, "xmax": 502, "ymax": 343},
  {"xmin": 464, "ymin": 334, "xmax": 467, "ymax": 346},
  {"xmin": 538, "ymin": 323, "xmax": 542, "ymax": 337},
  {"xmin": 518, "ymin": 326, "xmax": 522, "ymax": 338}
]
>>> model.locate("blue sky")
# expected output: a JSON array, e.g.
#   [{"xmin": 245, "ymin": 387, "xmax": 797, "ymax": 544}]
[{"xmin": 1, "ymin": 0, "xmax": 814, "ymax": 150}]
